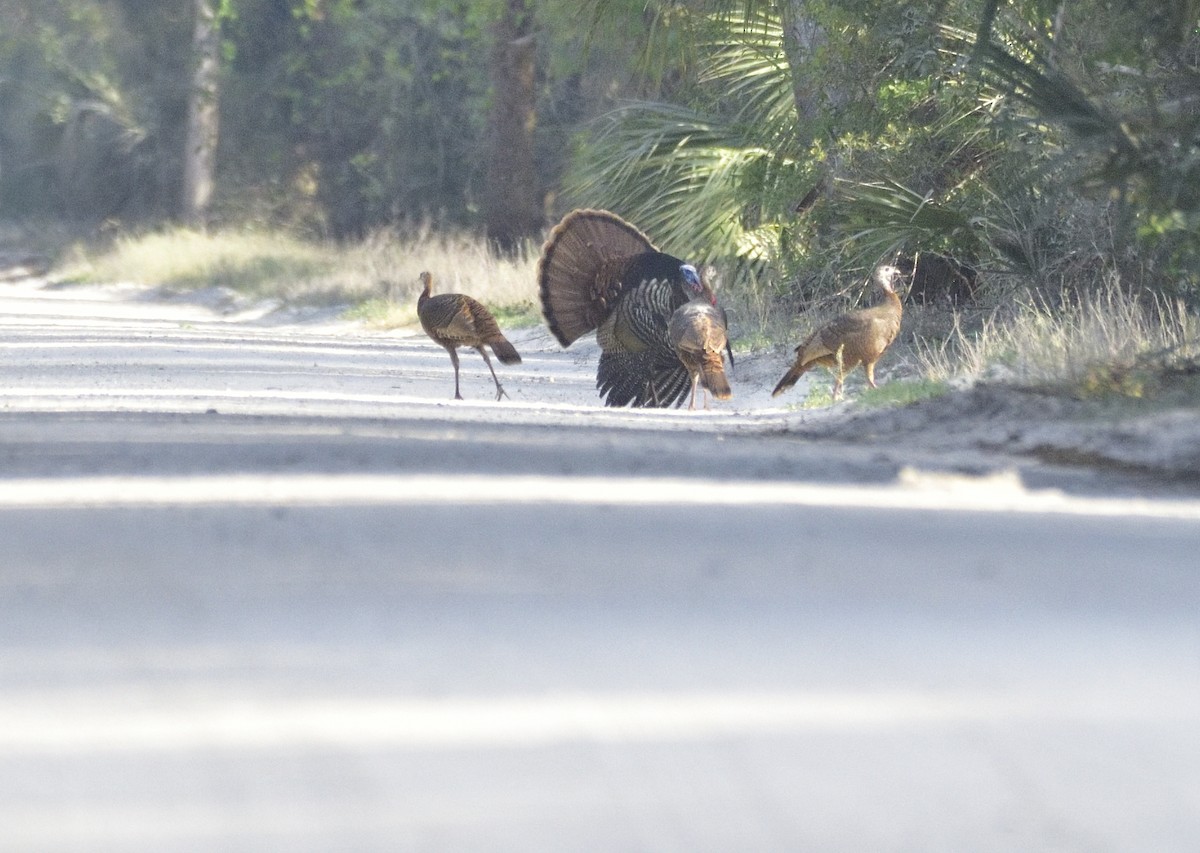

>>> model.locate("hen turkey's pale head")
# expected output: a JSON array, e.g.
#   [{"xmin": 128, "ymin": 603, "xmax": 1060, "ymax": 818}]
[{"xmin": 875, "ymin": 265, "xmax": 903, "ymax": 293}]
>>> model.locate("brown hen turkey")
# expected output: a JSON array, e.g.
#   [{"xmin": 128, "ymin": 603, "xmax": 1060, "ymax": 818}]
[
  {"xmin": 668, "ymin": 298, "xmax": 732, "ymax": 410},
  {"xmin": 417, "ymin": 271, "xmax": 521, "ymax": 401},
  {"xmin": 772, "ymin": 265, "xmax": 904, "ymax": 401}
]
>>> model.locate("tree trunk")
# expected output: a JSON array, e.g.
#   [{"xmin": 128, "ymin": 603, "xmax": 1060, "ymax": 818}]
[
  {"xmin": 778, "ymin": 1, "xmax": 835, "ymax": 212},
  {"xmin": 484, "ymin": 0, "xmax": 542, "ymax": 254},
  {"xmin": 778, "ymin": 0, "xmax": 828, "ymax": 130},
  {"xmin": 180, "ymin": 0, "xmax": 221, "ymax": 227}
]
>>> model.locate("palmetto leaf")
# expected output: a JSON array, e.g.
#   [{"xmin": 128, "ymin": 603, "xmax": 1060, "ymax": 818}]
[
  {"xmin": 696, "ymin": 10, "xmax": 800, "ymax": 154},
  {"xmin": 832, "ymin": 178, "xmax": 985, "ymax": 264},
  {"xmin": 566, "ymin": 8, "xmax": 803, "ymax": 265},
  {"xmin": 569, "ymin": 101, "xmax": 782, "ymax": 260},
  {"xmin": 972, "ymin": 41, "xmax": 1133, "ymax": 151}
]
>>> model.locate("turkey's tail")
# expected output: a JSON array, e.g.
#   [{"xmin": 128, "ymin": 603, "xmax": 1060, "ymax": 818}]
[
  {"xmin": 701, "ymin": 350, "xmax": 732, "ymax": 400},
  {"xmin": 771, "ymin": 356, "xmax": 810, "ymax": 397},
  {"xmin": 487, "ymin": 335, "xmax": 522, "ymax": 365},
  {"xmin": 538, "ymin": 209, "xmax": 655, "ymax": 347}
]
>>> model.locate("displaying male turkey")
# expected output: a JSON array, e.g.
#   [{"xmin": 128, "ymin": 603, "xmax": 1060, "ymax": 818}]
[
  {"xmin": 416, "ymin": 271, "xmax": 522, "ymax": 401},
  {"xmin": 538, "ymin": 208, "xmax": 720, "ymax": 408},
  {"xmin": 771, "ymin": 265, "xmax": 905, "ymax": 401},
  {"xmin": 668, "ymin": 298, "xmax": 732, "ymax": 410}
]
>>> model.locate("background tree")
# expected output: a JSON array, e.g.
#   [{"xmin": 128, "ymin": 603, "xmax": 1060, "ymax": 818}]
[
  {"xmin": 483, "ymin": 0, "xmax": 542, "ymax": 253},
  {"xmin": 967, "ymin": 0, "xmax": 1200, "ymax": 294},
  {"xmin": 180, "ymin": 0, "xmax": 223, "ymax": 226},
  {"xmin": 0, "ymin": 0, "xmax": 190, "ymax": 223}
]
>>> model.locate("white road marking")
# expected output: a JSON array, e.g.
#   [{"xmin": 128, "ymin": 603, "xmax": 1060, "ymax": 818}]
[
  {"xmin": 1, "ymin": 470, "xmax": 1198, "ymax": 518},
  {"xmin": 1, "ymin": 688, "xmax": 1192, "ymax": 753}
]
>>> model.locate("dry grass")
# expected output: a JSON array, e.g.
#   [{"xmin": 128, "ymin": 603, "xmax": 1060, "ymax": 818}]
[
  {"xmin": 63, "ymin": 228, "xmax": 341, "ymax": 297},
  {"xmin": 59, "ymin": 225, "xmax": 541, "ymax": 326},
  {"xmin": 716, "ymin": 268, "xmax": 796, "ymax": 354},
  {"xmin": 915, "ymin": 276, "xmax": 1200, "ymax": 397},
  {"xmin": 344, "ymin": 227, "xmax": 540, "ymax": 329}
]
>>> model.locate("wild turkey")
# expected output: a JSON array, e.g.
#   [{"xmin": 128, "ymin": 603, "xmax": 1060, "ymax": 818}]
[
  {"xmin": 416, "ymin": 271, "xmax": 522, "ymax": 401},
  {"xmin": 537, "ymin": 208, "xmax": 715, "ymax": 408},
  {"xmin": 668, "ymin": 298, "xmax": 732, "ymax": 410},
  {"xmin": 772, "ymin": 265, "xmax": 905, "ymax": 401}
]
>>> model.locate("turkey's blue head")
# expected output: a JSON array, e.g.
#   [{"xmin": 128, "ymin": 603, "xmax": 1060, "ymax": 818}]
[{"xmin": 680, "ymin": 263, "xmax": 715, "ymax": 305}]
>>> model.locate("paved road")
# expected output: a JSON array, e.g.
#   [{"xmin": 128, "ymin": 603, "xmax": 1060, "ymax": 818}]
[{"xmin": 2, "ymin": 280, "xmax": 1199, "ymax": 851}]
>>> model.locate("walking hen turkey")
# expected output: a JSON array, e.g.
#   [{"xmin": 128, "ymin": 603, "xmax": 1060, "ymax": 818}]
[
  {"xmin": 772, "ymin": 265, "xmax": 905, "ymax": 401},
  {"xmin": 668, "ymin": 298, "xmax": 732, "ymax": 410},
  {"xmin": 538, "ymin": 208, "xmax": 720, "ymax": 408},
  {"xmin": 416, "ymin": 271, "xmax": 522, "ymax": 401}
]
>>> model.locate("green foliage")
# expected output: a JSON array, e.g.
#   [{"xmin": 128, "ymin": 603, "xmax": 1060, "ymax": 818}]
[
  {"xmin": 565, "ymin": 2, "xmax": 1006, "ymax": 297},
  {"xmin": 965, "ymin": 2, "xmax": 1200, "ymax": 257},
  {"xmin": 857, "ymin": 378, "xmax": 950, "ymax": 408},
  {"xmin": 832, "ymin": 178, "xmax": 987, "ymax": 265},
  {"xmin": 256, "ymin": 0, "xmax": 491, "ymax": 235},
  {"xmin": 0, "ymin": 0, "xmax": 189, "ymax": 219},
  {"xmin": 6, "ymin": 0, "xmax": 1200, "ymax": 372},
  {"xmin": 566, "ymin": 0, "xmax": 1200, "ymax": 324},
  {"xmin": 1138, "ymin": 211, "xmax": 1200, "ymax": 297},
  {"xmin": 488, "ymin": 300, "xmax": 542, "ymax": 328},
  {"xmin": 1, "ymin": 0, "xmax": 620, "ymax": 236},
  {"xmin": 800, "ymin": 384, "xmax": 835, "ymax": 409},
  {"xmin": 568, "ymin": 101, "xmax": 789, "ymax": 262},
  {"xmin": 565, "ymin": 7, "xmax": 811, "ymax": 268}
]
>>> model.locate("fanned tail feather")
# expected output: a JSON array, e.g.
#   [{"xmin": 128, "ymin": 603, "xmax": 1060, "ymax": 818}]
[{"xmin": 538, "ymin": 209, "xmax": 655, "ymax": 347}]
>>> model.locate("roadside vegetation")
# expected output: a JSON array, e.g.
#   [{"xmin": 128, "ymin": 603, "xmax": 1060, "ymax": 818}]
[{"xmin": 917, "ymin": 281, "xmax": 1200, "ymax": 399}]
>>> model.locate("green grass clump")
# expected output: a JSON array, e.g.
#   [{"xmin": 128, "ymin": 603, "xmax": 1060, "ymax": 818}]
[
  {"xmin": 857, "ymin": 378, "xmax": 949, "ymax": 407},
  {"xmin": 790, "ymin": 375, "xmax": 946, "ymax": 409},
  {"xmin": 342, "ymin": 297, "xmax": 417, "ymax": 328},
  {"xmin": 488, "ymin": 299, "xmax": 542, "ymax": 328},
  {"xmin": 801, "ymin": 384, "xmax": 836, "ymax": 408}
]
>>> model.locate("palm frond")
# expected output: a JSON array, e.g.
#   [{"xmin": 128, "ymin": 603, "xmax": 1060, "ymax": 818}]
[
  {"xmin": 832, "ymin": 178, "xmax": 986, "ymax": 265},
  {"xmin": 568, "ymin": 101, "xmax": 784, "ymax": 260},
  {"xmin": 696, "ymin": 10, "xmax": 799, "ymax": 152},
  {"xmin": 565, "ymin": 6, "xmax": 804, "ymax": 266},
  {"xmin": 943, "ymin": 21, "xmax": 1200, "ymax": 215}
]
